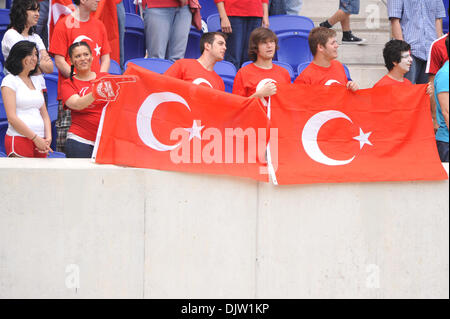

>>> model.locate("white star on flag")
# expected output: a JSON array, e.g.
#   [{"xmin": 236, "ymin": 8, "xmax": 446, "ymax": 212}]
[
  {"xmin": 94, "ymin": 43, "xmax": 101, "ymax": 56},
  {"xmin": 184, "ymin": 120, "xmax": 204, "ymax": 141},
  {"xmin": 353, "ymin": 128, "xmax": 373, "ymax": 149}
]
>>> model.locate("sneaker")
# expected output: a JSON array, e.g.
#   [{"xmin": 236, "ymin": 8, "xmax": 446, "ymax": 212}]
[
  {"xmin": 342, "ymin": 31, "xmax": 367, "ymax": 45},
  {"xmin": 319, "ymin": 20, "xmax": 332, "ymax": 29}
]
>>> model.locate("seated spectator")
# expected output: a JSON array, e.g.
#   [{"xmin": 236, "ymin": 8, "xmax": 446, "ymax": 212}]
[
  {"xmin": 427, "ymin": 31, "xmax": 449, "ymax": 131},
  {"xmin": 215, "ymin": 0, "xmax": 269, "ymax": 70},
  {"xmin": 388, "ymin": 0, "xmax": 446, "ymax": 84},
  {"xmin": 2, "ymin": 0, "xmax": 54, "ymax": 107},
  {"xmin": 143, "ymin": 0, "xmax": 192, "ymax": 61},
  {"xmin": 1, "ymin": 41, "xmax": 52, "ymax": 157},
  {"xmin": 434, "ymin": 37, "xmax": 449, "ymax": 162},
  {"xmin": 374, "ymin": 40, "xmax": 413, "ymax": 87},
  {"xmin": 60, "ymin": 42, "xmax": 109, "ymax": 158},
  {"xmin": 294, "ymin": 27, "xmax": 359, "ymax": 91},
  {"xmin": 319, "ymin": 0, "xmax": 365, "ymax": 44},
  {"xmin": 164, "ymin": 32, "xmax": 227, "ymax": 91},
  {"xmin": 233, "ymin": 27, "xmax": 290, "ymax": 100}
]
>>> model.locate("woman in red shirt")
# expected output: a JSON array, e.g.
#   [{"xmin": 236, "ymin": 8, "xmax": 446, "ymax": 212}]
[{"xmin": 61, "ymin": 41, "xmax": 108, "ymax": 158}]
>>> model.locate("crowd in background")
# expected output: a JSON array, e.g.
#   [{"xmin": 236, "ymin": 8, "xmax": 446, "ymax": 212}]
[{"xmin": 0, "ymin": 0, "xmax": 448, "ymax": 162}]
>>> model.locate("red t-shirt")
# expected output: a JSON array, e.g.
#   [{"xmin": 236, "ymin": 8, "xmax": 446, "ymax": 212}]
[
  {"xmin": 214, "ymin": 0, "xmax": 269, "ymax": 17},
  {"xmin": 49, "ymin": 15, "xmax": 111, "ymax": 100},
  {"xmin": 233, "ymin": 63, "xmax": 291, "ymax": 97},
  {"xmin": 142, "ymin": 0, "xmax": 185, "ymax": 8},
  {"xmin": 294, "ymin": 60, "xmax": 348, "ymax": 86},
  {"xmin": 426, "ymin": 34, "xmax": 449, "ymax": 75},
  {"xmin": 61, "ymin": 73, "xmax": 109, "ymax": 142},
  {"xmin": 164, "ymin": 59, "xmax": 225, "ymax": 91},
  {"xmin": 373, "ymin": 75, "xmax": 413, "ymax": 88}
]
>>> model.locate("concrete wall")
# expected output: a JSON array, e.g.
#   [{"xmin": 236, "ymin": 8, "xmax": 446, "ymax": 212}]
[{"xmin": 0, "ymin": 159, "xmax": 448, "ymax": 299}]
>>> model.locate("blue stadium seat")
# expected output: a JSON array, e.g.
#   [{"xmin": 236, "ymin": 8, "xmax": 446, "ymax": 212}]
[
  {"xmin": 207, "ymin": 13, "xmax": 221, "ymax": 33},
  {"xmin": 0, "ymin": 120, "xmax": 8, "ymax": 154},
  {"xmin": 185, "ymin": 27, "xmax": 203, "ymax": 59},
  {"xmin": 213, "ymin": 60, "xmax": 237, "ymax": 93},
  {"xmin": 241, "ymin": 60, "xmax": 295, "ymax": 82},
  {"xmin": 269, "ymin": 15, "xmax": 314, "ymax": 35},
  {"xmin": 44, "ymin": 74, "xmax": 59, "ymax": 150},
  {"xmin": 109, "ymin": 59, "xmax": 122, "ymax": 74},
  {"xmin": 50, "ymin": 57, "xmax": 58, "ymax": 75},
  {"xmin": 48, "ymin": 151, "xmax": 66, "ymax": 158},
  {"xmin": 0, "ymin": 9, "xmax": 11, "ymax": 64},
  {"xmin": 0, "ymin": 150, "xmax": 6, "ymax": 157},
  {"xmin": 123, "ymin": 0, "xmax": 141, "ymax": 15},
  {"xmin": 276, "ymin": 32, "xmax": 312, "ymax": 75},
  {"xmin": 125, "ymin": 58, "xmax": 174, "ymax": 74},
  {"xmin": 124, "ymin": 13, "xmax": 146, "ymax": 63},
  {"xmin": 200, "ymin": 0, "xmax": 218, "ymax": 22},
  {"xmin": 444, "ymin": 0, "xmax": 449, "ymax": 34},
  {"xmin": 297, "ymin": 62, "xmax": 352, "ymax": 81}
]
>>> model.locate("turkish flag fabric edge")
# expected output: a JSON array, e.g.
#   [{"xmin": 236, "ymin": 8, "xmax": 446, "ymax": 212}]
[
  {"xmin": 94, "ymin": 63, "xmax": 270, "ymax": 182},
  {"xmin": 94, "ymin": 0, "xmax": 120, "ymax": 64},
  {"xmin": 270, "ymin": 84, "xmax": 448, "ymax": 185},
  {"xmin": 48, "ymin": 0, "xmax": 74, "ymax": 46}
]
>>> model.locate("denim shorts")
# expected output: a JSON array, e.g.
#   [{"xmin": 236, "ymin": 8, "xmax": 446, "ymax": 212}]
[{"xmin": 340, "ymin": 0, "xmax": 360, "ymax": 14}]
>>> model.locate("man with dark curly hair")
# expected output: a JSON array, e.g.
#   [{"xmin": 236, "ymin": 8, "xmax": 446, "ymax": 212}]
[{"xmin": 373, "ymin": 39, "xmax": 413, "ymax": 87}]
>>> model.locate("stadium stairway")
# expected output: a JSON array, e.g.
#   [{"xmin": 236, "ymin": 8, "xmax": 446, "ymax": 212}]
[{"xmin": 302, "ymin": 0, "xmax": 390, "ymax": 88}]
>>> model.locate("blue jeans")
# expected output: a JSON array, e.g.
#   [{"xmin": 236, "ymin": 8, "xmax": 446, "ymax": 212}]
[
  {"xmin": 286, "ymin": 0, "xmax": 303, "ymax": 15},
  {"xmin": 117, "ymin": 1, "xmax": 126, "ymax": 70},
  {"xmin": 405, "ymin": 55, "xmax": 429, "ymax": 84},
  {"xmin": 36, "ymin": 0, "xmax": 49, "ymax": 48},
  {"xmin": 225, "ymin": 17, "xmax": 262, "ymax": 70},
  {"xmin": 436, "ymin": 140, "xmax": 449, "ymax": 162},
  {"xmin": 340, "ymin": 0, "xmax": 360, "ymax": 15},
  {"xmin": 269, "ymin": 0, "xmax": 286, "ymax": 15},
  {"xmin": 65, "ymin": 139, "xmax": 94, "ymax": 158},
  {"xmin": 143, "ymin": 6, "xmax": 192, "ymax": 61}
]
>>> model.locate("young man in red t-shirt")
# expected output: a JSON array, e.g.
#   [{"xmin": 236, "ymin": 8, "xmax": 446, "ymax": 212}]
[
  {"xmin": 233, "ymin": 27, "xmax": 291, "ymax": 100},
  {"xmin": 164, "ymin": 32, "xmax": 227, "ymax": 91},
  {"xmin": 49, "ymin": 0, "xmax": 111, "ymax": 153},
  {"xmin": 374, "ymin": 40, "xmax": 413, "ymax": 88},
  {"xmin": 427, "ymin": 33, "xmax": 449, "ymax": 131},
  {"xmin": 294, "ymin": 27, "xmax": 359, "ymax": 91}
]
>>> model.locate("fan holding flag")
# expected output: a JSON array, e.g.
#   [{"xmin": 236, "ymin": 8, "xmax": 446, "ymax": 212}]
[{"xmin": 60, "ymin": 41, "xmax": 134, "ymax": 158}]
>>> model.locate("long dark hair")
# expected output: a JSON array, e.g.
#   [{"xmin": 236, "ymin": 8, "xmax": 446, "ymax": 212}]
[
  {"xmin": 5, "ymin": 40, "xmax": 39, "ymax": 76},
  {"xmin": 8, "ymin": 0, "xmax": 40, "ymax": 36},
  {"xmin": 68, "ymin": 41, "xmax": 92, "ymax": 81}
]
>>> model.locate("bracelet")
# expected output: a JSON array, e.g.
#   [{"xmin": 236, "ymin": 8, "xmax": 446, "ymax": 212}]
[{"xmin": 31, "ymin": 134, "xmax": 37, "ymax": 141}]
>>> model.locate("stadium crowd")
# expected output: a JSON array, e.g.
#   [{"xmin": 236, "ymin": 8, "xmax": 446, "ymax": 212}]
[{"xmin": 0, "ymin": 0, "xmax": 448, "ymax": 162}]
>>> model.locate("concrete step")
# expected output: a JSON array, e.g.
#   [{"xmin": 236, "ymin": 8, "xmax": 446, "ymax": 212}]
[
  {"xmin": 301, "ymin": 0, "xmax": 388, "ymax": 21},
  {"xmin": 310, "ymin": 17, "xmax": 391, "ymax": 33},
  {"xmin": 346, "ymin": 64, "xmax": 387, "ymax": 89},
  {"xmin": 338, "ymin": 43, "xmax": 385, "ymax": 65}
]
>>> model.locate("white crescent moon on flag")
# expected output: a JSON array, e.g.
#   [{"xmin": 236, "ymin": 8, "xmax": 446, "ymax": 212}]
[
  {"xmin": 302, "ymin": 110, "xmax": 356, "ymax": 166},
  {"xmin": 73, "ymin": 35, "xmax": 94, "ymax": 44},
  {"xmin": 325, "ymin": 79, "xmax": 341, "ymax": 86},
  {"xmin": 137, "ymin": 92, "xmax": 191, "ymax": 152},
  {"xmin": 193, "ymin": 78, "xmax": 213, "ymax": 88}
]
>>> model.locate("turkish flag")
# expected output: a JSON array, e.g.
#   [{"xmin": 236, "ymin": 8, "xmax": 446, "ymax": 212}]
[
  {"xmin": 94, "ymin": 0, "xmax": 120, "ymax": 64},
  {"xmin": 270, "ymin": 84, "xmax": 448, "ymax": 185},
  {"xmin": 94, "ymin": 63, "xmax": 270, "ymax": 182},
  {"xmin": 48, "ymin": 0, "xmax": 74, "ymax": 46}
]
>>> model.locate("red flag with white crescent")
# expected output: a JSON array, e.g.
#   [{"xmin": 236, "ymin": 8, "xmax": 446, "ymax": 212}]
[
  {"xmin": 269, "ymin": 84, "xmax": 448, "ymax": 184},
  {"xmin": 94, "ymin": 64, "xmax": 271, "ymax": 182},
  {"xmin": 48, "ymin": 0, "xmax": 74, "ymax": 46},
  {"xmin": 93, "ymin": 0, "xmax": 120, "ymax": 64}
]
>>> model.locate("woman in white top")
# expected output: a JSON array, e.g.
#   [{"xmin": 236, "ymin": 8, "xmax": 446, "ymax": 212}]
[
  {"xmin": 1, "ymin": 40, "xmax": 52, "ymax": 157},
  {"xmin": 1, "ymin": 0, "xmax": 53, "ymax": 93}
]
